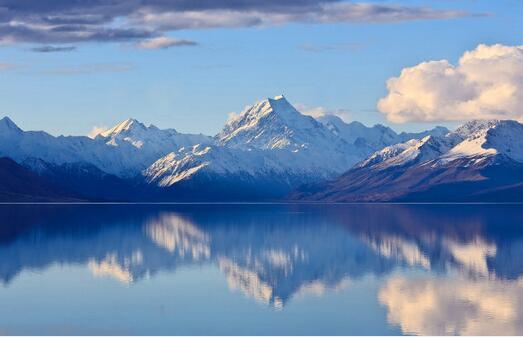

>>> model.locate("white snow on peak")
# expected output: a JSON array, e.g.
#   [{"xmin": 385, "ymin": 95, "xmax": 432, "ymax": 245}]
[
  {"xmin": 217, "ymin": 95, "xmax": 335, "ymax": 151},
  {"xmin": 357, "ymin": 119, "xmax": 523, "ymax": 171},
  {"xmin": 357, "ymin": 135, "xmax": 452, "ymax": 170},
  {"xmin": 94, "ymin": 117, "xmax": 213, "ymax": 168},
  {"xmin": 100, "ymin": 118, "xmax": 149, "ymax": 138},
  {"xmin": 0, "ymin": 116, "xmax": 213, "ymax": 177},
  {"xmin": 145, "ymin": 145, "xmax": 214, "ymax": 186},
  {"xmin": 443, "ymin": 120, "xmax": 523, "ymax": 162},
  {"xmin": 452, "ymin": 120, "xmax": 501, "ymax": 139}
]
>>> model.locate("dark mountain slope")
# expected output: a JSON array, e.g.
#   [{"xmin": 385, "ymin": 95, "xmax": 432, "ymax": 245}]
[{"xmin": 0, "ymin": 157, "xmax": 82, "ymax": 201}]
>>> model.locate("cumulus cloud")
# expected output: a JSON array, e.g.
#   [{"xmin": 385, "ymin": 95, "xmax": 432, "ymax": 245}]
[
  {"xmin": 135, "ymin": 37, "xmax": 197, "ymax": 50},
  {"xmin": 378, "ymin": 44, "xmax": 523, "ymax": 123},
  {"xmin": 0, "ymin": 1, "xmax": 475, "ymax": 45},
  {"xmin": 297, "ymin": 104, "xmax": 351, "ymax": 122},
  {"xmin": 88, "ymin": 125, "xmax": 108, "ymax": 138},
  {"xmin": 378, "ymin": 276, "xmax": 523, "ymax": 335},
  {"xmin": 30, "ymin": 45, "xmax": 76, "ymax": 53}
]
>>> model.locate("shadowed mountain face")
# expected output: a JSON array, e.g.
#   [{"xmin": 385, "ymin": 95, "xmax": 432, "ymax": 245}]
[
  {"xmin": 0, "ymin": 157, "xmax": 82, "ymax": 202},
  {"xmin": 1, "ymin": 204, "xmax": 523, "ymax": 309}
]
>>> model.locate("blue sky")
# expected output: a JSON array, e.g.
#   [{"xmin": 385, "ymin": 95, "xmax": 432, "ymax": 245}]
[{"xmin": 0, "ymin": 0, "xmax": 521, "ymax": 136}]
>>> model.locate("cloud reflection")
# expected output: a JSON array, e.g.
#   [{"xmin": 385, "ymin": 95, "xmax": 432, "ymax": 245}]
[{"xmin": 379, "ymin": 276, "xmax": 523, "ymax": 335}]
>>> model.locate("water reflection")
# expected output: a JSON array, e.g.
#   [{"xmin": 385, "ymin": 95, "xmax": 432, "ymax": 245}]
[
  {"xmin": 379, "ymin": 276, "xmax": 523, "ymax": 335},
  {"xmin": 0, "ymin": 204, "xmax": 522, "ymax": 335}
]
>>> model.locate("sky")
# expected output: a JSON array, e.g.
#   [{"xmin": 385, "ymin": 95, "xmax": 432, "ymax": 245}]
[{"xmin": 0, "ymin": 0, "xmax": 522, "ymax": 137}]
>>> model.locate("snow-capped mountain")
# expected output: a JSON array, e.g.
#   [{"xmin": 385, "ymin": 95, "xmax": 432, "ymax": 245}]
[
  {"xmin": 97, "ymin": 118, "xmax": 211, "ymax": 154},
  {"xmin": 354, "ymin": 135, "xmax": 455, "ymax": 170},
  {"xmin": 143, "ymin": 96, "xmax": 452, "ymax": 200},
  {"xmin": 143, "ymin": 144, "xmax": 342, "ymax": 200},
  {"xmin": 0, "ymin": 116, "xmax": 131, "ymax": 176},
  {"xmin": 94, "ymin": 118, "xmax": 213, "ymax": 175},
  {"xmin": 294, "ymin": 120, "xmax": 523, "ymax": 202},
  {"xmin": 143, "ymin": 96, "xmax": 374, "ymax": 198},
  {"xmin": 440, "ymin": 120, "xmax": 523, "ymax": 163},
  {"xmin": 144, "ymin": 145, "xmax": 282, "ymax": 187},
  {"xmin": 216, "ymin": 95, "xmax": 369, "ymax": 172},
  {"xmin": 217, "ymin": 95, "xmax": 348, "ymax": 152},
  {"xmin": 0, "ymin": 116, "xmax": 209, "ymax": 177}
]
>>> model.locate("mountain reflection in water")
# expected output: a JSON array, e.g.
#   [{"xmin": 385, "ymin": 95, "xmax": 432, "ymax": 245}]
[{"xmin": 0, "ymin": 204, "xmax": 522, "ymax": 335}]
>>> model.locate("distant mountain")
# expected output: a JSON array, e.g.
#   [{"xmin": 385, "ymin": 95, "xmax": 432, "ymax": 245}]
[
  {"xmin": 96, "ymin": 118, "xmax": 212, "ymax": 169},
  {"xmin": 0, "ymin": 116, "xmax": 134, "ymax": 177},
  {"xmin": 143, "ymin": 96, "xmax": 378, "ymax": 199},
  {"xmin": 0, "ymin": 116, "xmax": 209, "ymax": 177},
  {"xmin": 294, "ymin": 120, "xmax": 523, "ymax": 202},
  {"xmin": 0, "ymin": 157, "xmax": 81, "ymax": 201},
  {"xmin": 317, "ymin": 114, "xmax": 448, "ymax": 150}
]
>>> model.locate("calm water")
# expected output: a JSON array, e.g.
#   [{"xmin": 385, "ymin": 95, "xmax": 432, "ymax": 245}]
[{"xmin": 0, "ymin": 204, "xmax": 522, "ymax": 335}]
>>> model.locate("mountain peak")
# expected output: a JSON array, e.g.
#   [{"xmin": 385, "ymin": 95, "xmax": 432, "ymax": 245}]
[
  {"xmin": 443, "ymin": 119, "xmax": 523, "ymax": 162},
  {"xmin": 100, "ymin": 118, "xmax": 147, "ymax": 137},
  {"xmin": 267, "ymin": 94, "xmax": 290, "ymax": 106},
  {"xmin": 454, "ymin": 119, "xmax": 502, "ymax": 138},
  {"xmin": 251, "ymin": 95, "xmax": 296, "ymax": 116},
  {"xmin": 0, "ymin": 116, "xmax": 22, "ymax": 133},
  {"xmin": 217, "ymin": 95, "xmax": 323, "ymax": 149},
  {"xmin": 266, "ymin": 94, "xmax": 294, "ymax": 111},
  {"xmin": 249, "ymin": 94, "xmax": 297, "ymax": 121}
]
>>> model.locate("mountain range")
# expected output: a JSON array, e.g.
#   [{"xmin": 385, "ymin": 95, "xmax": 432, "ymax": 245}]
[
  {"xmin": 1, "ymin": 95, "xmax": 521, "ymax": 202},
  {"xmin": 294, "ymin": 120, "xmax": 523, "ymax": 202}
]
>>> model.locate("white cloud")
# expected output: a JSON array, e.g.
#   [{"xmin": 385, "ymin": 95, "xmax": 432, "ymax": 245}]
[
  {"xmin": 378, "ymin": 44, "xmax": 523, "ymax": 123},
  {"xmin": 135, "ymin": 37, "xmax": 198, "ymax": 50},
  {"xmin": 378, "ymin": 276, "xmax": 523, "ymax": 335},
  {"xmin": 88, "ymin": 125, "xmax": 108, "ymax": 138},
  {"xmin": 296, "ymin": 104, "xmax": 351, "ymax": 122}
]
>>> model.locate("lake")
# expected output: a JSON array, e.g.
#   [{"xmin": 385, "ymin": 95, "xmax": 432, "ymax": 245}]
[{"xmin": 0, "ymin": 203, "xmax": 522, "ymax": 335}]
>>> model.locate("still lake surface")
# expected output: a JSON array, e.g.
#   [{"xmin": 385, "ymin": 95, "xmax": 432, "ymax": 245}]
[{"xmin": 0, "ymin": 203, "xmax": 522, "ymax": 335}]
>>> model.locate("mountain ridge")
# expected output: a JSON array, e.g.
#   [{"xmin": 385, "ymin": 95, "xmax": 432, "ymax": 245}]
[
  {"xmin": 293, "ymin": 119, "xmax": 523, "ymax": 202},
  {"xmin": 2, "ymin": 96, "xmax": 518, "ymax": 202}
]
